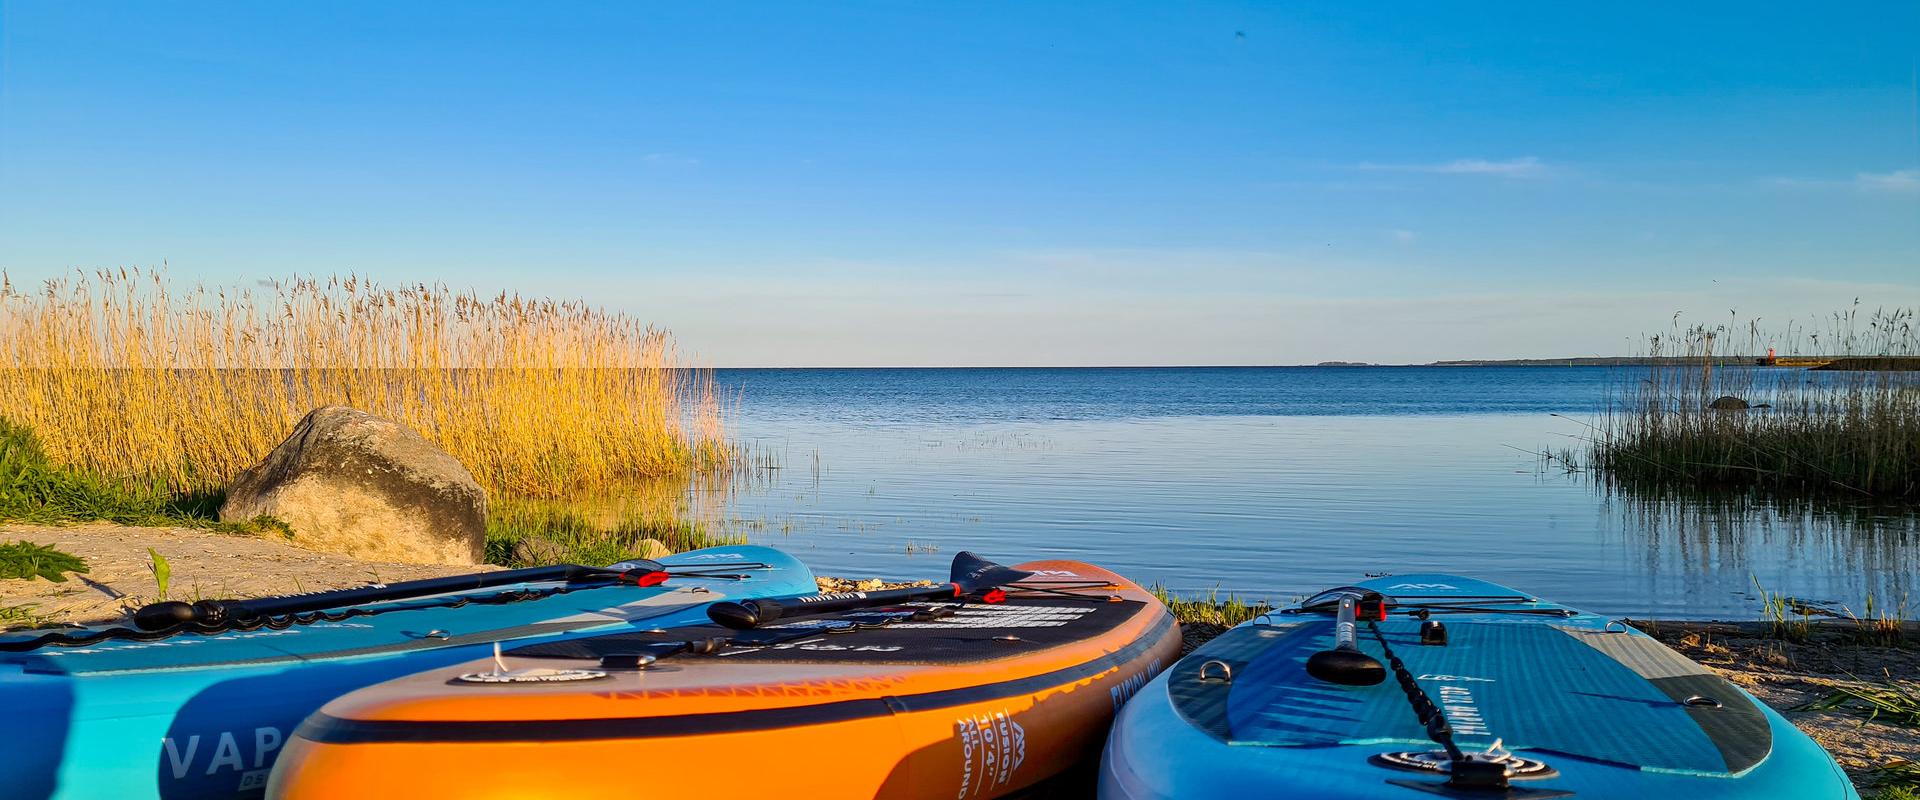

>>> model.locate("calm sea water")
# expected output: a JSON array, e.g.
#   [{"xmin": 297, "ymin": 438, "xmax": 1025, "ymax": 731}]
[{"xmin": 710, "ymin": 367, "xmax": 1919, "ymax": 618}]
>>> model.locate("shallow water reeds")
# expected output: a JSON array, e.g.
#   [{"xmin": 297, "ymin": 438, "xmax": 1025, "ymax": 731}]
[
  {"xmin": 1592, "ymin": 307, "xmax": 1920, "ymax": 501},
  {"xmin": 0, "ymin": 269, "xmax": 729, "ymax": 499}
]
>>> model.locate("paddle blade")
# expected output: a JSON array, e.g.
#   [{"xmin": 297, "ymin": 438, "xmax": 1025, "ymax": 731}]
[
  {"xmin": 132, "ymin": 601, "xmax": 196, "ymax": 631},
  {"xmin": 1306, "ymin": 647, "xmax": 1386, "ymax": 686},
  {"xmin": 949, "ymin": 552, "xmax": 1032, "ymax": 593},
  {"xmin": 707, "ymin": 601, "xmax": 762, "ymax": 629}
]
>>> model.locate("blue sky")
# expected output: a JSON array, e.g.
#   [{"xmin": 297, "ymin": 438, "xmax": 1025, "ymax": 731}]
[{"xmin": 2, "ymin": 2, "xmax": 1916, "ymax": 366}]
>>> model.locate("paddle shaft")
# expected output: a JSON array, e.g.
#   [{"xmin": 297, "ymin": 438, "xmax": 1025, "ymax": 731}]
[
  {"xmin": 132, "ymin": 563, "xmax": 635, "ymax": 630},
  {"xmin": 225, "ymin": 564, "xmax": 621, "ymax": 618},
  {"xmin": 1332, "ymin": 595, "xmax": 1359, "ymax": 651}
]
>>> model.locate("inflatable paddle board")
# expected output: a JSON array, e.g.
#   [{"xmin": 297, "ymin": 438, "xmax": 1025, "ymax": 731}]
[
  {"xmin": 1100, "ymin": 574, "xmax": 1858, "ymax": 799},
  {"xmin": 0, "ymin": 544, "xmax": 813, "ymax": 800},
  {"xmin": 268, "ymin": 554, "xmax": 1181, "ymax": 799}
]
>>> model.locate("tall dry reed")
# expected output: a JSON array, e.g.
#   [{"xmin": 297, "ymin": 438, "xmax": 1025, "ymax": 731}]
[
  {"xmin": 1593, "ymin": 307, "xmax": 1920, "ymax": 499},
  {"xmin": 0, "ymin": 269, "xmax": 729, "ymax": 499}
]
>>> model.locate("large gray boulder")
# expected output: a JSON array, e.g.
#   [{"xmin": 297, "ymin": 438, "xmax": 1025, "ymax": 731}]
[{"xmin": 220, "ymin": 407, "xmax": 487, "ymax": 565}]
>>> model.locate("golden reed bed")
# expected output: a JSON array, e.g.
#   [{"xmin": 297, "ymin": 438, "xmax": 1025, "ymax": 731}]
[{"xmin": 0, "ymin": 269, "xmax": 728, "ymax": 499}]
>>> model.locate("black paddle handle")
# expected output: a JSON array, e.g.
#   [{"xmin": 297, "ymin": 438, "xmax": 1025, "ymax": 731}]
[
  {"xmin": 707, "ymin": 583, "xmax": 960, "ymax": 629},
  {"xmin": 131, "ymin": 563, "xmax": 625, "ymax": 631}
]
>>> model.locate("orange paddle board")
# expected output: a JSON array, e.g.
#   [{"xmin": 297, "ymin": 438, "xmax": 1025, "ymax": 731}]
[{"xmin": 269, "ymin": 558, "xmax": 1180, "ymax": 799}]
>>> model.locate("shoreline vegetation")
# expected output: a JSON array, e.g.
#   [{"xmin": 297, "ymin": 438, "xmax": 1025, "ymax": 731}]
[{"xmin": 0, "ymin": 269, "xmax": 737, "ymax": 568}]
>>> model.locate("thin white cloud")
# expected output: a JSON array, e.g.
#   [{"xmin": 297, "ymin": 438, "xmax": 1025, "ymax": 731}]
[
  {"xmin": 1357, "ymin": 156, "xmax": 1547, "ymax": 178},
  {"xmin": 1391, "ymin": 229, "xmax": 1417, "ymax": 244},
  {"xmin": 1762, "ymin": 169, "xmax": 1919, "ymax": 193},
  {"xmin": 1856, "ymin": 169, "xmax": 1920, "ymax": 193},
  {"xmin": 642, "ymin": 153, "xmax": 700, "ymax": 167}
]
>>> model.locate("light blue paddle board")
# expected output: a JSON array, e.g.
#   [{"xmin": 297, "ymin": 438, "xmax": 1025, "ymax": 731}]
[{"xmin": 0, "ymin": 544, "xmax": 814, "ymax": 800}]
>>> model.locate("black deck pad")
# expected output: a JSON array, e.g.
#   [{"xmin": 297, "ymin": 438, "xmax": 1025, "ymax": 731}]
[{"xmin": 508, "ymin": 598, "xmax": 1144, "ymax": 666}]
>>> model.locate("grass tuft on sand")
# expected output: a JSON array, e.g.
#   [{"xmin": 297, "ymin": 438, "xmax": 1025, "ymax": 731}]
[
  {"xmin": 0, "ymin": 539, "xmax": 88, "ymax": 582},
  {"xmin": 1808, "ymin": 678, "xmax": 1920, "ymax": 728},
  {"xmin": 1151, "ymin": 585, "xmax": 1275, "ymax": 627},
  {"xmin": 0, "ymin": 603, "xmax": 53, "ymax": 631}
]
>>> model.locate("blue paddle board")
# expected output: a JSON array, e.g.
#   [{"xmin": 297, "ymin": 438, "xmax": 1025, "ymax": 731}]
[{"xmin": 1100, "ymin": 574, "xmax": 1858, "ymax": 799}]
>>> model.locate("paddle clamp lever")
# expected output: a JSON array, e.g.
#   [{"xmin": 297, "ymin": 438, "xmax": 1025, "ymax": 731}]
[
  {"xmin": 1305, "ymin": 592, "xmax": 1387, "ymax": 686},
  {"xmin": 1445, "ymin": 757, "xmax": 1512, "ymax": 791}
]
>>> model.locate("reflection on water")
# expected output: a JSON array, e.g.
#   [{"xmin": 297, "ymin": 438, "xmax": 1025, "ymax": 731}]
[
  {"xmin": 1605, "ymin": 490, "xmax": 1919, "ymax": 616},
  {"xmin": 704, "ymin": 368, "xmax": 1919, "ymax": 618}
]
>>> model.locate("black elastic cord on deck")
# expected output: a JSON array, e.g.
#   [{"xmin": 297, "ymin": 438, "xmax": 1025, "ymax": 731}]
[
  {"xmin": 615, "ymin": 603, "xmax": 963, "ymax": 664},
  {"xmin": 1365, "ymin": 618, "xmax": 1468, "ymax": 763},
  {"xmin": 656, "ymin": 563, "xmax": 773, "ymax": 580},
  {"xmin": 1000, "ymin": 580, "xmax": 1118, "ymax": 602},
  {"xmin": 1402, "ymin": 605, "xmax": 1575, "ymax": 618}
]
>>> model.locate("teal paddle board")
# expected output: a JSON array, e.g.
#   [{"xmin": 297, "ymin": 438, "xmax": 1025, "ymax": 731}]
[{"xmin": 0, "ymin": 544, "xmax": 814, "ymax": 800}]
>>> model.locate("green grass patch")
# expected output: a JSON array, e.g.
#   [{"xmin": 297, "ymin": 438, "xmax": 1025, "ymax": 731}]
[
  {"xmin": 0, "ymin": 416, "xmax": 281, "ymax": 534},
  {"xmin": 0, "ymin": 540, "xmax": 88, "ymax": 582},
  {"xmin": 0, "ymin": 603, "xmax": 54, "ymax": 631},
  {"xmin": 1806, "ymin": 679, "xmax": 1920, "ymax": 728},
  {"xmin": 0, "ymin": 415, "xmax": 718, "ymax": 567},
  {"xmin": 484, "ymin": 498, "xmax": 741, "ymax": 567},
  {"xmin": 1151, "ymin": 585, "xmax": 1275, "ymax": 627},
  {"xmin": 1753, "ymin": 576, "xmax": 1816, "ymax": 643},
  {"xmin": 1874, "ymin": 784, "xmax": 1918, "ymax": 800},
  {"xmin": 1870, "ymin": 761, "xmax": 1920, "ymax": 800}
]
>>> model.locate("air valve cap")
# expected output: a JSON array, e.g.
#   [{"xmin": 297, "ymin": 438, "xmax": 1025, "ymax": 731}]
[{"xmin": 1419, "ymin": 620, "xmax": 1449, "ymax": 646}]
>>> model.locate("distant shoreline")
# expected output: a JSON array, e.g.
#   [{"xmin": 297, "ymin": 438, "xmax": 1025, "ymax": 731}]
[
  {"xmin": 1422, "ymin": 356, "xmax": 1759, "ymax": 367},
  {"xmin": 711, "ymin": 358, "xmax": 1761, "ymax": 369}
]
